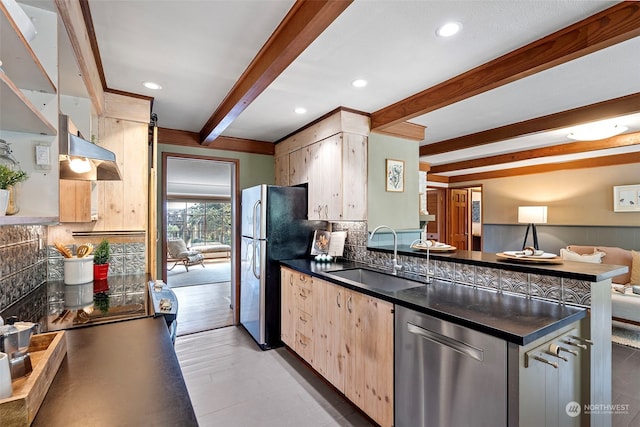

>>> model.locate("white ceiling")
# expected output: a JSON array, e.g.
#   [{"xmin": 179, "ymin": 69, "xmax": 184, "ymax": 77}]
[{"xmin": 78, "ymin": 1, "xmax": 640, "ymax": 177}]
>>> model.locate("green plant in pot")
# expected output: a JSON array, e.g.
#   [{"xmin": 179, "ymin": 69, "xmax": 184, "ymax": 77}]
[
  {"xmin": 93, "ymin": 239, "xmax": 111, "ymax": 288},
  {"xmin": 0, "ymin": 164, "xmax": 27, "ymax": 216}
]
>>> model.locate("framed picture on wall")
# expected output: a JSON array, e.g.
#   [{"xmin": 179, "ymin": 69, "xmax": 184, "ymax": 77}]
[
  {"xmin": 613, "ymin": 184, "xmax": 640, "ymax": 212},
  {"xmin": 385, "ymin": 159, "xmax": 404, "ymax": 192}
]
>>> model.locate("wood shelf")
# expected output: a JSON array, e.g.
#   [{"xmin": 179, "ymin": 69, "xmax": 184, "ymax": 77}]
[
  {"xmin": 0, "ymin": 71, "xmax": 56, "ymax": 135},
  {"xmin": 0, "ymin": 2, "xmax": 56, "ymax": 94}
]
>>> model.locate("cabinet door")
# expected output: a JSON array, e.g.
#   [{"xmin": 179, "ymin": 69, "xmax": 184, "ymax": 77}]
[
  {"xmin": 324, "ymin": 281, "xmax": 346, "ymax": 391},
  {"xmin": 274, "ymin": 155, "xmax": 290, "ymax": 186},
  {"xmin": 288, "ymin": 147, "xmax": 309, "ymax": 186},
  {"xmin": 280, "ymin": 268, "xmax": 296, "ymax": 347},
  {"xmin": 59, "ymin": 180, "xmax": 91, "ymax": 222},
  {"xmin": 308, "ymin": 136, "xmax": 342, "ymax": 220},
  {"xmin": 341, "ymin": 133, "xmax": 367, "ymax": 220},
  {"xmin": 345, "ymin": 291, "xmax": 394, "ymax": 427}
]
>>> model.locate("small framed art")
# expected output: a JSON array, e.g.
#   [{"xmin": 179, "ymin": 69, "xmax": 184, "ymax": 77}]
[
  {"xmin": 385, "ymin": 159, "xmax": 404, "ymax": 192},
  {"xmin": 613, "ymin": 184, "xmax": 640, "ymax": 212}
]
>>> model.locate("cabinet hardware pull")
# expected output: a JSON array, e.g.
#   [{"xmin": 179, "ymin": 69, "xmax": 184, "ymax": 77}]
[
  {"xmin": 562, "ymin": 339, "xmax": 587, "ymax": 350},
  {"xmin": 556, "ymin": 345, "xmax": 578, "ymax": 357},
  {"xmin": 347, "ymin": 295, "xmax": 352, "ymax": 313},
  {"xmin": 289, "ymin": 275, "xmax": 293, "ymax": 285},
  {"xmin": 336, "ymin": 292, "xmax": 341, "ymax": 308},
  {"xmin": 569, "ymin": 335, "xmax": 594, "ymax": 346},
  {"xmin": 531, "ymin": 355, "xmax": 558, "ymax": 369},
  {"xmin": 545, "ymin": 349, "xmax": 568, "ymax": 362}
]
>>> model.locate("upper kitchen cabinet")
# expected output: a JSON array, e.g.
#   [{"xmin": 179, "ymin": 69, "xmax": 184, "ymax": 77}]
[
  {"xmin": 0, "ymin": 1, "xmax": 59, "ymax": 224},
  {"xmin": 275, "ymin": 109, "xmax": 368, "ymax": 221}
]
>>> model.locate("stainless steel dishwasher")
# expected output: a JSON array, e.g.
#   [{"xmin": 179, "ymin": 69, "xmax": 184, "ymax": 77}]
[{"xmin": 395, "ymin": 306, "xmax": 508, "ymax": 427}]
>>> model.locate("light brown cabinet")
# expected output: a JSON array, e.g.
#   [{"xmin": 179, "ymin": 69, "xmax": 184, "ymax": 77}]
[
  {"xmin": 280, "ymin": 268, "xmax": 314, "ymax": 363},
  {"xmin": 59, "ymin": 180, "xmax": 93, "ymax": 222},
  {"xmin": 274, "ymin": 109, "xmax": 368, "ymax": 221},
  {"xmin": 281, "ymin": 267, "xmax": 394, "ymax": 427}
]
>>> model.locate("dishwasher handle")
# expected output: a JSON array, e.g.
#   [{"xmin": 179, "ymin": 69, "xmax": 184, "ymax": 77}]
[{"xmin": 408, "ymin": 322, "xmax": 484, "ymax": 362}]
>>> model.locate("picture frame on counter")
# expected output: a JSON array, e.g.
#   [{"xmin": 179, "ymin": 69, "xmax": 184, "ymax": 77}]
[
  {"xmin": 613, "ymin": 184, "xmax": 640, "ymax": 212},
  {"xmin": 385, "ymin": 159, "xmax": 404, "ymax": 192}
]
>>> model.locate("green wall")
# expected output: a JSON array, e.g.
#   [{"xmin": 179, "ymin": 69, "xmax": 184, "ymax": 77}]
[{"xmin": 367, "ymin": 133, "xmax": 419, "ymax": 231}]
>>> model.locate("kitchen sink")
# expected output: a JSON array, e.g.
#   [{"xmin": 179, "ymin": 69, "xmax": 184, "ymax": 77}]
[{"xmin": 325, "ymin": 268, "xmax": 424, "ymax": 292}]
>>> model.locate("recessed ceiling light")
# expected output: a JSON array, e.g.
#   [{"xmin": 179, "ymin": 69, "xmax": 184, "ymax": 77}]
[
  {"xmin": 436, "ymin": 22, "xmax": 462, "ymax": 38},
  {"xmin": 294, "ymin": 107, "xmax": 307, "ymax": 115},
  {"xmin": 352, "ymin": 79, "xmax": 368, "ymax": 88},
  {"xmin": 143, "ymin": 81, "xmax": 162, "ymax": 90}
]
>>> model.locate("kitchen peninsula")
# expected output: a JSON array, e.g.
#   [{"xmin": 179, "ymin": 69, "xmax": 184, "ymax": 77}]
[{"xmin": 281, "ymin": 247, "xmax": 624, "ymax": 427}]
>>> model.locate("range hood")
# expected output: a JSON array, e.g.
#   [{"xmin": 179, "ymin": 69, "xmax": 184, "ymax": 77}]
[{"xmin": 59, "ymin": 115, "xmax": 122, "ymax": 181}]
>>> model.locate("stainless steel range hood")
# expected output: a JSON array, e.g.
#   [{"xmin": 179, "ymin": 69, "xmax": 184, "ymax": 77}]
[{"xmin": 59, "ymin": 115, "xmax": 122, "ymax": 181}]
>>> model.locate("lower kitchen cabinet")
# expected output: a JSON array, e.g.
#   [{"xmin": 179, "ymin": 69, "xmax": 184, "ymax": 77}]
[
  {"xmin": 281, "ymin": 268, "xmax": 394, "ymax": 427},
  {"xmin": 280, "ymin": 268, "xmax": 314, "ymax": 364}
]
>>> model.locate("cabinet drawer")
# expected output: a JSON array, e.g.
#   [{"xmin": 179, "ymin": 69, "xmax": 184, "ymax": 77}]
[
  {"xmin": 295, "ymin": 331, "xmax": 313, "ymax": 362},
  {"xmin": 295, "ymin": 285, "xmax": 313, "ymax": 313},
  {"xmin": 296, "ymin": 309, "xmax": 313, "ymax": 337}
]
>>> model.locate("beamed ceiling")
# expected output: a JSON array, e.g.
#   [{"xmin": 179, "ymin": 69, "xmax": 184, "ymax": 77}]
[{"xmin": 59, "ymin": 0, "xmax": 640, "ymax": 183}]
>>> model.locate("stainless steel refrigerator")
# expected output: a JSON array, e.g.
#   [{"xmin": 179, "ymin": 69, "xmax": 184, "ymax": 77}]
[{"xmin": 240, "ymin": 184, "xmax": 326, "ymax": 350}]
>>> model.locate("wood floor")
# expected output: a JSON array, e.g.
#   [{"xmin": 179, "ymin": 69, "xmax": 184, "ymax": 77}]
[
  {"xmin": 172, "ymin": 281, "xmax": 233, "ymax": 336},
  {"xmin": 175, "ymin": 326, "xmax": 375, "ymax": 426}
]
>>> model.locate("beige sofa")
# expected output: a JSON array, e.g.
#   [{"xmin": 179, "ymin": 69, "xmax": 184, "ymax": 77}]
[
  {"xmin": 190, "ymin": 243, "xmax": 231, "ymax": 260},
  {"xmin": 566, "ymin": 245, "xmax": 639, "ymax": 324}
]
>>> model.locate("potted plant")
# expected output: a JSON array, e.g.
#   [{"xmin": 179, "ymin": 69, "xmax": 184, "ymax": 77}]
[
  {"xmin": 93, "ymin": 239, "xmax": 111, "ymax": 287},
  {"xmin": 0, "ymin": 164, "xmax": 27, "ymax": 216}
]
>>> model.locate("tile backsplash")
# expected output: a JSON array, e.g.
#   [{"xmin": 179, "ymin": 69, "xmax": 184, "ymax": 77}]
[
  {"xmin": 0, "ymin": 225, "xmax": 47, "ymax": 314},
  {"xmin": 0, "ymin": 225, "xmax": 147, "ymax": 316}
]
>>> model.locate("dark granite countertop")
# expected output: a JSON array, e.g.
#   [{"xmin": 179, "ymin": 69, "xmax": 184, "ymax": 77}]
[
  {"xmin": 372, "ymin": 245, "xmax": 628, "ymax": 282},
  {"xmin": 281, "ymin": 258, "xmax": 587, "ymax": 346},
  {"xmin": 32, "ymin": 316, "xmax": 198, "ymax": 426}
]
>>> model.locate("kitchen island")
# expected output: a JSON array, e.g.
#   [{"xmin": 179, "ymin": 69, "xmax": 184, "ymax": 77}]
[
  {"xmin": 31, "ymin": 316, "xmax": 197, "ymax": 426},
  {"xmin": 281, "ymin": 250, "xmax": 622, "ymax": 427}
]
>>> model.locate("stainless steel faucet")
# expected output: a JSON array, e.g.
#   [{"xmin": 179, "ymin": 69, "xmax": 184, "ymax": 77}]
[{"xmin": 370, "ymin": 225, "xmax": 402, "ymax": 275}]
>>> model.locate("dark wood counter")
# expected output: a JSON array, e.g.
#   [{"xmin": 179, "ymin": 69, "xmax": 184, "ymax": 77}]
[{"xmin": 32, "ymin": 317, "xmax": 197, "ymax": 426}]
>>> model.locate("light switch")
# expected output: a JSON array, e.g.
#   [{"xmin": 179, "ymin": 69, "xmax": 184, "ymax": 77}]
[{"xmin": 35, "ymin": 144, "xmax": 50, "ymax": 165}]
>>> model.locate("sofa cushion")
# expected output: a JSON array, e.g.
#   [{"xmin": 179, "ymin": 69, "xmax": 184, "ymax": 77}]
[
  {"xmin": 560, "ymin": 248, "xmax": 605, "ymax": 263},
  {"xmin": 567, "ymin": 245, "xmax": 632, "ymax": 285},
  {"xmin": 632, "ymin": 250, "xmax": 640, "ymax": 285}
]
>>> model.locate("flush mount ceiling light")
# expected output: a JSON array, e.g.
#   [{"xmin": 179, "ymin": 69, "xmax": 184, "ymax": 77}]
[
  {"xmin": 142, "ymin": 81, "xmax": 162, "ymax": 90},
  {"xmin": 352, "ymin": 79, "xmax": 368, "ymax": 88},
  {"xmin": 567, "ymin": 121, "xmax": 628, "ymax": 141},
  {"xmin": 294, "ymin": 107, "xmax": 307, "ymax": 115},
  {"xmin": 436, "ymin": 21, "xmax": 462, "ymax": 38},
  {"xmin": 68, "ymin": 156, "xmax": 92, "ymax": 173}
]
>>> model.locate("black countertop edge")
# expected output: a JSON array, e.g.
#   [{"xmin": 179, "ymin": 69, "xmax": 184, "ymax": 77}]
[
  {"xmin": 280, "ymin": 259, "xmax": 587, "ymax": 346},
  {"xmin": 32, "ymin": 316, "xmax": 198, "ymax": 426},
  {"xmin": 369, "ymin": 245, "xmax": 628, "ymax": 282}
]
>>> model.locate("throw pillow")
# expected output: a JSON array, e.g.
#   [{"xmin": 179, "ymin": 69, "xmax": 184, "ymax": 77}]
[
  {"xmin": 560, "ymin": 248, "xmax": 605, "ymax": 263},
  {"xmin": 631, "ymin": 250, "xmax": 640, "ymax": 285}
]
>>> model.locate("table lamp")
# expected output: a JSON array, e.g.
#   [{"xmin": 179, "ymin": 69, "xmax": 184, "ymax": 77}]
[{"xmin": 518, "ymin": 206, "xmax": 547, "ymax": 250}]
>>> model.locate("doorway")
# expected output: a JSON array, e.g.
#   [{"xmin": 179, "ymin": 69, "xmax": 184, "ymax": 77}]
[
  {"xmin": 427, "ymin": 186, "xmax": 483, "ymax": 250},
  {"xmin": 162, "ymin": 154, "xmax": 239, "ymax": 336}
]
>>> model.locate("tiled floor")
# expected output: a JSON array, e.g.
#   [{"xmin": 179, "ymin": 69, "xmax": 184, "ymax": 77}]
[{"xmin": 175, "ymin": 326, "xmax": 639, "ymax": 427}]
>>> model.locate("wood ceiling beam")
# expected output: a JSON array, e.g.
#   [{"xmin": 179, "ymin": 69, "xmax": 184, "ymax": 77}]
[
  {"xmin": 371, "ymin": 2, "xmax": 640, "ymax": 132},
  {"xmin": 420, "ymin": 93, "xmax": 640, "ymax": 156},
  {"xmin": 159, "ymin": 127, "xmax": 274, "ymax": 155},
  {"xmin": 430, "ymin": 131, "xmax": 640, "ymax": 173},
  {"xmin": 447, "ymin": 151, "xmax": 640, "ymax": 183},
  {"xmin": 200, "ymin": 0, "xmax": 353, "ymax": 145}
]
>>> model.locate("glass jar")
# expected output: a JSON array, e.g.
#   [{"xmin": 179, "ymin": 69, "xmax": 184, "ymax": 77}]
[{"xmin": 0, "ymin": 140, "xmax": 22, "ymax": 215}]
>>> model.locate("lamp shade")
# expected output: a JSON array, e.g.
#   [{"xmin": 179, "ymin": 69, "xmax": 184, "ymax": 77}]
[{"xmin": 518, "ymin": 206, "xmax": 547, "ymax": 224}]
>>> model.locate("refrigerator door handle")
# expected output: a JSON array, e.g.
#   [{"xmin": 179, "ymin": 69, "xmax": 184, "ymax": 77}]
[{"xmin": 252, "ymin": 200, "xmax": 262, "ymax": 279}]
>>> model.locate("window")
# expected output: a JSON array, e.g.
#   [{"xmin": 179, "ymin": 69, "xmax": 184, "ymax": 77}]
[{"xmin": 167, "ymin": 200, "xmax": 231, "ymax": 246}]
